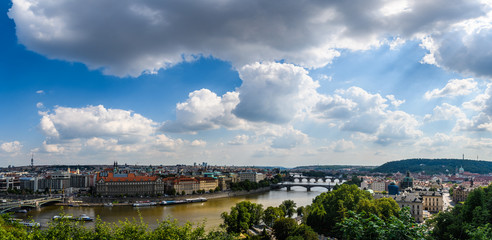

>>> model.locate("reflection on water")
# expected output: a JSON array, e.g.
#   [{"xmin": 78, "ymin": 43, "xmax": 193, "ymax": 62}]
[{"xmin": 15, "ymin": 187, "xmax": 327, "ymax": 229}]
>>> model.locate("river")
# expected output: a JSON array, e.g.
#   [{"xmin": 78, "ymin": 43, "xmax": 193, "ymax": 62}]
[{"xmin": 12, "ymin": 187, "xmax": 328, "ymax": 230}]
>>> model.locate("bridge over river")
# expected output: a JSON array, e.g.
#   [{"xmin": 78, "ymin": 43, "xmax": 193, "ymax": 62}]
[
  {"xmin": 0, "ymin": 197, "xmax": 64, "ymax": 213},
  {"xmin": 271, "ymin": 182, "xmax": 335, "ymax": 191}
]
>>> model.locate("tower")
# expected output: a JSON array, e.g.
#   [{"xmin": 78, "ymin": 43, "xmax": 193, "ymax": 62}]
[{"xmin": 31, "ymin": 153, "xmax": 34, "ymax": 168}]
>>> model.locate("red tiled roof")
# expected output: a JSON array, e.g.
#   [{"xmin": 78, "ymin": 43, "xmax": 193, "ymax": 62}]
[{"xmin": 97, "ymin": 172, "xmax": 158, "ymax": 182}]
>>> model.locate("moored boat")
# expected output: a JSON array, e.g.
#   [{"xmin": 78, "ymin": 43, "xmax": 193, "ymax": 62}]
[
  {"xmin": 132, "ymin": 201, "xmax": 157, "ymax": 207},
  {"xmin": 52, "ymin": 215, "xmax": 74, "ymax": 220},
  {"xmin": 77, "ymin": 214, "xmax": 93, "ymax": 221}
]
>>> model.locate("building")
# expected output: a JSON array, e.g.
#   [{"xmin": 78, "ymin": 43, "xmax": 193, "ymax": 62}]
[
  {"xmin": 374, "ymin": 193, "xmax": 424, "ymax": 223},
  {"xmin": 19, "ymin": 177, "xmax": 38, "ymax": 192},
  {"xmin": 388, "ymin": 182, "xmax": 399, "ymax": 195},
  {"xmin": 239, "ymin": 172, "xmax": 265, "ymax": 183},
  {"xmin": 0, "ymin": 176, "xmax": 20, "ymax": 191},
  {"xmin": 453, "ymin": 186, "xmax": 474, "ymax": 203},
  {"xmin": 96, "ymin": 172, "xmax": 165, "ymax": 196},
  {"xmin": 371, "ymin": 180, "xmax": 388, "ymax": 192},
  {"xmin": 419, "ymin": 191, "xmax": 443, "ymax": 213},
  {"xmin": 163, "ymin": 176, "xmax": 199, "ymax": 195},
  {"xmin": 195, "ymin": 177, "xmax": 218, "ymax": 192},
  {"xmin": 400, "ymin": 171, "xmax": 414, "ymax": 189},
  {"xmin": 393, "ymin": 193, "xmax": 424, "ymax": 222}
]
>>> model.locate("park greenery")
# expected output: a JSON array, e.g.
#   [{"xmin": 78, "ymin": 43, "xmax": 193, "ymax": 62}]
[
  {"xmin": 229, "ymin": 174, "xmax": 282, "ymax": 192},
  {"xmin": 373, "ymin": 158, "xmax": 492, "ymax": 174},
  {"xmin": 5, "ymin": 183, "xmax": 492, "ymax": 239}
]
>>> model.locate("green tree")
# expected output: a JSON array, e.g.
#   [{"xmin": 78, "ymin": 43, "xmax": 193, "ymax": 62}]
[
  {"xmin": 272, "ymin": 218, "xmax": 297, "ymax": 240},
  {"xmin": 337, "ymin": 208, "xmax": 428, "ymax": 240},
  {"xmin": 279, "ymin": 200, "xmax": 297, "ymax": 218},
  {"xmin": 306, "ymin": 184, "xmax": 399, "ymax": 237},
  {"xmin": 262, "ymin": 206, "xmax": 284, "ymax": 227},
  {"xmin": 221, "ymin": 201, "xmax": 263, "ymax": 234}
]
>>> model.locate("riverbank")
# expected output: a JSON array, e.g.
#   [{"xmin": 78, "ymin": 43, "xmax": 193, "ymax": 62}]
[{"xmin": 58, "ymin": 187, "xmax": 271, "ymax": 207}]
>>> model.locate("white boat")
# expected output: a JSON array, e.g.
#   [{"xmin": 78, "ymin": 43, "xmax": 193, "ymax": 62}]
[
  {"xmin": 77, "ymin": 214, "xmax": 93, "ymax": 221},
  {"xmin": 15, "ymin": 209, "xmax": 28, "ymax": 213},
  {"xmin": 186, "ymin": 197, "xmax": 208, "ymax": 203},
  {"xmin": 20, "ymin": 221, "xmax": 40, "ymax": 227},
  {"xmin": 132, "ymin": 201, "xmax": 157, "ymax": 207},
  {"xmin": 52, "ymin": 215, "xmax": 74, "ymax": 220},
  {"xmin": 104, "ymin": 203, "xmax": 113, "ymax": 207}
]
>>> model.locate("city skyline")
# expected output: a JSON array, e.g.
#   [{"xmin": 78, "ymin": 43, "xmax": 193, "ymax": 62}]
[{"xmin": 2, "ymin": 0, "xmax": 492, "ymax": 167}]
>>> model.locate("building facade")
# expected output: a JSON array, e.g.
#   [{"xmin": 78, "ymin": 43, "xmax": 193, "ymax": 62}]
[{"xmin": 96, "ymin": 172, "xmax": 165, "ymax": 196}]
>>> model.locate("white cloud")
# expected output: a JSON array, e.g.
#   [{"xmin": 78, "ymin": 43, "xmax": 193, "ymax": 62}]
[
  {"xmin": 330, "ymin": 139, "xmax": 355, "ymax": 152},
  {"xmin": 455, "ymin": 84, "xmax": 492, "ymax": 132},
  {"xmin": 421, "ymin": 12, "xmax": 492, "ymax": 78},
  {"xmin": 36, "ymin": 102, "xmax": 45, "ymax": 109},
  {"xmin": 314, "ymin": 87, "xmax": 422, "ymax": 145},
  {"xmin": 39, "ymin": 105, "xmax": 156, "ymax": 140},
  {"xmin": 161, "ymin": 89, "xmax": 245, "ymax": 133},
  {"xmin": 270, "ymin": 129, "xmax": 308, "ymax": 149},
  {"xmin": 386, "ymin": 95, "xmax": 405, "ymax": 107},
  {"xmin": 0, "ymin": 141, "xmax": 22, "ymax": 153},
  {"xmin": 228, "ymin": 135, "xmax": 249, "ymax": 145},
  {"xmin": 424, "ymin": 103, "xmax": 466, "ymax": 121},
  {"xmin": 8, "ymin": 0, "xmax": 486, "ymax": 77},
  {"xmin": 190, "ymin": 139, "xmax": 207, "ymax": 147},
  {"xmin": 424, "ymin": 78, "xmax": 477, "ymax": 99},
  {"xmin": 36, "ymin": 90, "xmax": 44, "ymax": 94},
  {"xmin": 234, "ymin": 62, "xmax": 320, "ymax": 124}
]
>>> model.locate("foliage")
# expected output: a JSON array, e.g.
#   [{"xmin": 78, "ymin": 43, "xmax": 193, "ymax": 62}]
[
  {"xmin": 430, "ymin": 184, "xmax": 492, "ymax": 240},
  {"xmin": 0, "ymin": 212, "xmax": 233, "ymax": 240},
  {"xmin": 337, "ymin": 208, "xmax": 429, "ymax": 240},
  {"xmin": 279, "ymin": 200, "xmax": 297, "ymax": 218},
  {"xmin": 306, "ymin": 184, "xmax": 400, "ymax": 237},
  {"xmin": 262, "ymin": 206, "xmax": 284, "ymax": 227},
  {"xmin": 220, "ymin": 201, "xmax": 263, "ymax": 234},
  {"xmin": 272, "ymin": 218, "xmax": 317, "ymax": 240},
  {"xmin": 373, "ymin": 158, "xmax": 492, "ymax": 174}
]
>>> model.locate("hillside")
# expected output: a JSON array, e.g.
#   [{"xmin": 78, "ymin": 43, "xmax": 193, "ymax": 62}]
[{"xmin": 373, "ymin": 158, "xmax": 492, "ymax": 174}]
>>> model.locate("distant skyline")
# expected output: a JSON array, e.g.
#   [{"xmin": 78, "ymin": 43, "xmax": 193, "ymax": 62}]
[{"xmin": 2, "ymin": 0, "xmax": 492, "ymax": 167}]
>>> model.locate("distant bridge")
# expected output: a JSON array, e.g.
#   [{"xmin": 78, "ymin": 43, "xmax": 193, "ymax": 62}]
[
  {"xmin": 0, "ymin": 197, "xmax": 64, "ymax": 213},
  {"xmin": 271, "ymin": 182, "xmax": 333, "ymax": 191},
  {"xmin": 287, "ymin": 173, "xmax": 344, "ymax": 184}
]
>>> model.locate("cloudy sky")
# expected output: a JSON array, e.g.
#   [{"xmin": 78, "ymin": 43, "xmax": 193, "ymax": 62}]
[{"xmin": 2, "ymin": 0, "xmax": 492, "ymax": 167}]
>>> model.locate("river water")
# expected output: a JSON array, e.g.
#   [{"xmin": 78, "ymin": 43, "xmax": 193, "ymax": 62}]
[{"xmin": 13, "ymin": 187, "xmax": 327, "ymax": 230}]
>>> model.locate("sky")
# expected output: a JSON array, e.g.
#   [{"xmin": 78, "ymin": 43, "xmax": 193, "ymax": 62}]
[{"xmin": 2, "ymin": 0, "xmax": 492, "ymax": 167}]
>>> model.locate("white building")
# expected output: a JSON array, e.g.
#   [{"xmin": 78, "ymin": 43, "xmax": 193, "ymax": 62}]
[{"xmin": 239, "ymin": 172, "xmax": 265, "ymax": 183}]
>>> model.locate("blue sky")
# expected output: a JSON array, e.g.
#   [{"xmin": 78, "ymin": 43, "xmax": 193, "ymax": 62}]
[{"xmin": 2, "ymin": 0, "xmax": 492, "ymax": 167}]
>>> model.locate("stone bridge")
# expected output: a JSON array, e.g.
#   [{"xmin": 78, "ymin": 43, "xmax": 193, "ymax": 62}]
[
  {"xmin": 287, "ymin": 173, "xmax": 344, "ymax": 183},
  {"xmin": 0, "ymin": 196, "xmax": 64, "ymax": 213},
  {"xmin": 271, "ymin": 182, "xmax": 333, "ymax": 191}
]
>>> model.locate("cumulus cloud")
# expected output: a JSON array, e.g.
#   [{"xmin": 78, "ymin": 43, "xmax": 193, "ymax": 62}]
[
  {"xmin": 424, "ymin": 103, "xmax": 466, "ymax": 121},
  {"xmin": 314, "ymin": 87, "xmax": 422, "ymax": 145},
  {"xmin": 228, "ymin": 135, "xmax": 249, "ymax": 145},
  {"xmin": 161, "ymin": 89, "xmax": 245, "ymax": 133},
  {"xmin": 39, "ymin": 105, "xmax": 156, "ymax": 140},
  {"xmin": 424, "ymin": 78, "xmax": 477, "ymax": 99},
  {"xmin": 162, "ymin": 62, "xmax": 320, "ymax": 133},
  {"xmin": 7, "ymin": 0, "xmax": 486, "ymax": 77},
  {"xmin": 234, "ymin": 62, "xmax": 320, "ymax": 124},
  {"xmin": 386, "ymin": 95, "xmax": 405, "ymax": 107},
  {"xmin": 421, "ymin": 14, "xmax": 492, "ymax": 78},
  {"xmin": 190, "ymin": 139, "xmax": 207, "ymax": 147},
  {"xmin": 0, "ymin": 141, "xmax": 22, "ymax": 153},
  {"xmin": 330, "ymin": 139, "xmax": 355, "ymax": 152},
  {"xmin": 270, "ymin": 129, "xmax": 308, "ymax": 149},
  {"xmin": 455, "ymin": 84, "xmax": 492, "ymax": 132}
]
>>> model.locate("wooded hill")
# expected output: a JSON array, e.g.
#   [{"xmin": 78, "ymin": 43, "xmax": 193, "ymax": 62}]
[{"xmin": 372, "ymin": 158, "xmax": 492, "ymax": 174}]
